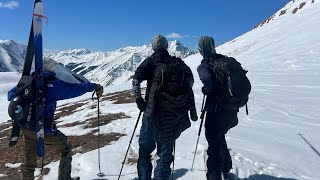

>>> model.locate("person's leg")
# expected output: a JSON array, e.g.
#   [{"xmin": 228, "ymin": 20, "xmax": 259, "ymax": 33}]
[
  {"xmin": 20, "ymin": 129, "xmax": 37, "ymax": 180},
  {"xmin": 137, "ymin": 115, "xmax": 156, "ymax": 180},
  {"xmin": 222, "ymin": 136, "xmax": 232, "ymax": 174},
  {"xmin": 205, "ymin": 112, "xmax": 225, "ymax": 180},
  {"xmin": 206, "ymin": 132, "xmax": 224, "ymax": 180},
  {"xmin": 221, "ymin": 111, "xmax": 238, "ymax": 178},
  {"xmin": 206, "ymin": 110, "xmax": 238, "ymax": 180},
  {"xmin": 153, "ymin": 142, "xmax": 174, "ymax": 180},
  {"xmin": 45, "ymin": 130, "xmax": 72, "ymax": 180}
]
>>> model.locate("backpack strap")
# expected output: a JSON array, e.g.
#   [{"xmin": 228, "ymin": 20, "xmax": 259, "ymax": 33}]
[{"xmin": 160, "ymin": 68, "xmax": 164, "ymax": 85}]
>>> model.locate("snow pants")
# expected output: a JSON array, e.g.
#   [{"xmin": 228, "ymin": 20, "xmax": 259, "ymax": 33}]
[
  {"xmin": 137, "ymin": 114, "xmax": 174, "ymax": 180},
  {"xmin": 21, "ymin": 129, "xmax": 72, "ymax": 180},
  {"xmin": 205, "ymin": 110, "xmax": 238, "ymax": 180}
]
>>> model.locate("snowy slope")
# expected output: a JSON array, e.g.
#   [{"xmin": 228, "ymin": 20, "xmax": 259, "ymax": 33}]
[
  {"xmin": 45, "ymin": 40, "xmax": 195, "ymax": 86},
  {"xmin": 0, "ymin": 72, "xmax": 21, "ymax": 124},
  {"xmin": 0, "ymin": 0, "xmax": 319, "ymax": 179},
  {"xmin": 212, "ymin": 0, "xmax": 320, "ymax": 178},
  {"xmin": 0, "ymin": 40, "xmax": 26, "ymax": 72},
  {"xmin": 39, "ymin": 0, "xmax": 320, "ymax": 179}
]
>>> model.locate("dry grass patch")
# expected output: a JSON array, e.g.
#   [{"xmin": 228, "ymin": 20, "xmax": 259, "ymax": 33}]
[
  {"xmin": 0, "ymin": 121, "xmax": 125, "ymax": 179},
  {"xmin": 0, "ymin": 88, "xmax": 139, "ymax": 178},
  {"xmin": 101, "ymin": 90, "xmax": 135, "ymax": 104},
  {"xmin": 54, "ymin": 102, "xmax": 87, "ymax": 120},
  {"xmin": 84, "ymin": 112, "xmax": 131, "ymax": 129}
]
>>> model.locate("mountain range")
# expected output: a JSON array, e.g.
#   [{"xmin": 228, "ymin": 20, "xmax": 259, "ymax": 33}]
[{"xmin": 0, "ymin": 40, "xmax": 195, "ymax": 86}]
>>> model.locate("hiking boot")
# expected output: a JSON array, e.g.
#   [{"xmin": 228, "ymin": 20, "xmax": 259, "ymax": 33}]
[
  {"xmin": 207, "ymin": 170, "xmax": 222, "ymax": 180},
  {"xmin": 223, "ymin": 172, "xmax": 230, "ymax": 180}
]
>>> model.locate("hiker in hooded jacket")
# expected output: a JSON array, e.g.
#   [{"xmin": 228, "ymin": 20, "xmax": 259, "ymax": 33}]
[
  {"xmin": 197, "ymin": 36, "xmax": 250, "ymax": 180},
  {"xmin": 7, "ymin": 58, "xmax": 104, "ymax": 180},
  {"xmin": 132, "ymin": 35, "xmax": 198, "ymax": 180}
]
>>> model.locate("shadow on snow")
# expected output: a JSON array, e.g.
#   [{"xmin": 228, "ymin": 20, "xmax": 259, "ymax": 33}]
[{"xmin": 242, "ymin": 174, "xmax": 298, "ymax": 180}]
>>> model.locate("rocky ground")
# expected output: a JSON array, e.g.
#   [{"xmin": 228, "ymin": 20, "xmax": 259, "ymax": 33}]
[{"xmin": 0, "ymin": 89, "xmax": 137, "ymax": 179}]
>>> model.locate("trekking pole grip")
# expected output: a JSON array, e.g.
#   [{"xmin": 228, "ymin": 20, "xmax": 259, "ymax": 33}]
[
  {"xmin": 92, "ymin": 90, "xmax": 96, "ymax": 101},
  {"xmin": 199, "ymin": 95, "xmax": 207, "ymax": 135}
]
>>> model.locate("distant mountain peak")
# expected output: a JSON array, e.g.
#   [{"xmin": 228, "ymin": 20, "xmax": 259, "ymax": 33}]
[
  {"xmin": 0, "ymin": 39, "xmax": 26, "ymax": 72},
  {"xmin": 60, "ymin": 48, "xmax": 92, "ymax": 56},
  {"xmin": 0, "ymin": 40, "xmax": 14, "ymax": 45}
]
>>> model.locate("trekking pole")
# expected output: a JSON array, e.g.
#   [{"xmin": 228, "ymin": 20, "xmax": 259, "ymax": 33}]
[
  {"xmin": 171, "ymin": 141, "xmax": 176, "ymax": 180},
  {"xmin": 92, "ymin": 91, "xmax": 106, "ymax": 177},
  {"xmin": 118, "ymin": 111, "xmax": 143, "ymax": 180},
  {"xmin": 191, "ymin": 95, "xmax": 207, "ymax": 171}
]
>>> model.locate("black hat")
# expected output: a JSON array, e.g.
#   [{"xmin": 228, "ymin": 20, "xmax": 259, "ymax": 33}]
[
  {"xmin": 198, "ymin": 36, "xmax": 216, "ymax": 57},
  {"xmin": 152, "ymin": 35, "xmax": 168, "ymax": 51}
]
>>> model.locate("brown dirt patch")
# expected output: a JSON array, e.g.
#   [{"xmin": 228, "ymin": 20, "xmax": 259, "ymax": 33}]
[
  {"xmin": 0, "ymin": 88, "xmax": 138, "ymax": 178},
  {"xmin": 255, "ymin": 14, "xmax": 275, "ymax": 28},
  {"xmin": 0, "ymin": 122, "xmax": 24, "ymax": 180},
  {"xmin": 70, "ymin": 132, "xmax": 125, "ymax": 154},
  {"xmin": 0, "ymin": 121, "xmax": 125, "ymax": 179},
  {"xmin": 292, "ymin": 7, "xmax": 299, "ymax": 14},
  {"xmin": 84, "ymin": 112, "xmax": 131, "ymax": 129},
  {"xmin": 279, "ymin": 10, "xmax": 286, "ymax": 16},
  {"xmin": 57, "ymin": 112, "xmax": 131, "ymax": 129},
  {"xmin": 54, "ymin": 102, "xmax": 87, "ymax": 120},
  {"xmin": 299, "ymin": 2, "xmax": 306, "ymax": 9},
  {"xmin": 59, "ymin": 121, "xmax": 85, "ymax": 128},
  {"xmin": 100, "ymin": 87, "xmax": 146, "ymax": 104},
  {"xmin": 127, "ymin": 157, "xmax": 138, "ymax": 165},
  {"xmin": 101, "ymin": 90, "xmax": 135, "ymax": 104},
  {"xmin": 125, "ymin": 149, "xmax": 139, "ymax": 165},
  {"xmin": 0, "ymin": 111, "xmax": 128, "ymax": 178}
]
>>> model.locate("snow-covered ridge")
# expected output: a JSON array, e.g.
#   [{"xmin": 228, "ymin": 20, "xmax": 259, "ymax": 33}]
[
  {"xmin": 255, "ymin": 0, "xmax": 316, "ymax": 29},
  {"xmin": 45, "ymin": 40, "xmax": 195, "ymax": 86},
  {"xmin": 0, "ymin": 40, "xmax": 26, "ymax": 72},
  {"xmin": 0, "ymin": 39, "xmax": 195, "ymax": 86}
]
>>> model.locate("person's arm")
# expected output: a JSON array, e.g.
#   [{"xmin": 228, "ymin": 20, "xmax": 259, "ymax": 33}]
[
  {"xmin": 133, "ymin": 57, "xmax": 153, "ymax": 83},
  {"xmin": 132, "ymin": 57, "xmax": 153, "ymax": 98},
  {"xmin": 7, "ymin": 86, "xmax": 17, "ymax": 101},
  {"xmin": 197, "ymin": 63, "xmax": 216, "ymax": 94},
  {"xmin": 182, "ymin": 62, "xmax": 194, "ymax": 87},
  {"xmin": 132, "ymin": 57, "xmax": 154, "ymax": 111},
  {"xmin": 50, "ymin": 80, "xmax": 97, "ymax": 101}
]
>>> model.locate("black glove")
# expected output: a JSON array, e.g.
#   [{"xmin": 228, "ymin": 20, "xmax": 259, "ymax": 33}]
[
  {"xmin": 202, "ymin": 86, "xmax": 210, "ymax": 95},
  {"xmin": 136, "ymin": 97, "xmax": 147, "ymax": 112},
  {"xmin": 96, "ymin": 84, "xmax": 104, "ymax": 98},
  {"xmin": 189, "ymin": 108, "xmax": 198, "ymax": 121}
]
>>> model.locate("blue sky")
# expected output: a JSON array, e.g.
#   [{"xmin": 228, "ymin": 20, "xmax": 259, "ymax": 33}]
[{"xmin": 0, "ymin": 0, "xmax": 289, "ymax": 51}]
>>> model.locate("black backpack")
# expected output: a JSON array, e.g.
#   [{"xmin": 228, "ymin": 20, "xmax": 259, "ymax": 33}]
[
  {"xmin": 152, "ymin": 57, "xmax": 189, "ymax": 97},
  {"xmin": 145, "ymin": 56, "xmax": 191, "ymax": 143},
  {"xmin": 8, "ymin": 75, "xmax": 53, "ymax": 128},
  {"xmin": 208, "ymin": 56, "xmax": 251, "ymax": 112},
  {"xmin": 8, "ymin": 76, "xmax": 35, "ymax": 128}
]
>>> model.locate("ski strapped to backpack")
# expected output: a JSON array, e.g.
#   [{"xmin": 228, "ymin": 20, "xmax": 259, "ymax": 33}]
[
  {"xmin": 8, "ymin": 0, "xmax": 46, "ymax": 157},
  {"xmin": 207, "ymin": 56, "xmax": 251, "ymax": 114}
]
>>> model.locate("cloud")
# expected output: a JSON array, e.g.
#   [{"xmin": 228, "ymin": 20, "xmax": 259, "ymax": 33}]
[
  {"xmin": 0, "ymin": 1, "xmax": 19, "ymax": 10},
  {"xmin": 166, "ymin": 32, "xmax": 189, "ymax": 39}
]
